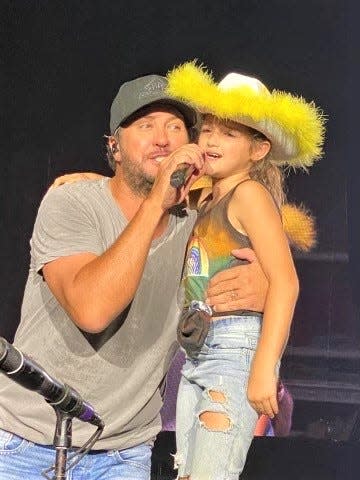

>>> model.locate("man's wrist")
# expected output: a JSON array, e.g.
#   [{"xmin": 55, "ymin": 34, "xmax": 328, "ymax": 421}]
[{"xmin": 142, "ymin": 195, "xmax": 166, "ymax": 217}]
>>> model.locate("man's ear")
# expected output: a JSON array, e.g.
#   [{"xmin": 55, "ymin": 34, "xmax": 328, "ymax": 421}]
[
  {"xmin": 108, "ymin": 136, "xmax": 121, "ymax": 162},
  {"xmin": 251, "ymin": 140, "xmax": 271, "ymax": 162},
  {"xmin": 108, "ymin": 136, "xmax": 118, "ymax": 154}
]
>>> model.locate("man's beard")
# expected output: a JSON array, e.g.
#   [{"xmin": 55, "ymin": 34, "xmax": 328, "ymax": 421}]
[{"xmin": 120, "ymin": 148, "xmax": 155, "ymax": 197}]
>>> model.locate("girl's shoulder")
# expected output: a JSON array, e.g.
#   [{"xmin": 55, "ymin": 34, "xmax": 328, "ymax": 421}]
[
  {"xmin": 229, "ymin": 179, "xmax": 279, "ymax": 222},
  {"xmin": 232, "ymin": 179, "xmax": 272, "ymax": 203}
]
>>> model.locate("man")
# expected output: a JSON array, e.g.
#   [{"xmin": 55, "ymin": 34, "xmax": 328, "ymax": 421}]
[{"xmin": 0, "ymin": 74, "xmax": 267, "ymax": 479}]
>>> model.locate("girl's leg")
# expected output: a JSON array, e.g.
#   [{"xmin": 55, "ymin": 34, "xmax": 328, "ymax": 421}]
[
  {"xmin": 175, "ymin": 358, "xmax": 203, "ymax": 479},
  {"xmin": 184, "ymin": 316, "xmax": 261, "ymax": 480},
  {"xmin": 187, "ymin": 367, "xmax": 258, "ymax": 480}
]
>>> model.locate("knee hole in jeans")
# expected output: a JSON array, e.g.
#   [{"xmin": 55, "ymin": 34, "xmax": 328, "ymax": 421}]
[
  {"xmin": 199, "ymin": 411, "xmax": 232, "ymax": 431},
  {"xmin": 208, "ymin": 389, "xmax": 227, "ymax": 404},
  {"xmin": 199, "ymin": 389, "xmax": 232, "ymax": 431}
]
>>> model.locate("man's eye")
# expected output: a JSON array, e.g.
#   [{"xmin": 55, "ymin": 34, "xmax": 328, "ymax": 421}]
[
  {"xmin": 138, "ymin": 122, "xmax": 153, "ymax": 129},
  {"xmin": 200, "ymin": 127, "xmax": 211, "ymax": 133},
  {"xmin": 168, "ymin": 123, "xmax": 182, "ymax": 131}
]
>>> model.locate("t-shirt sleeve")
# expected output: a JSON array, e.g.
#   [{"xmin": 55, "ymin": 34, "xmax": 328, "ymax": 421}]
[{"xmin": 31, "ymin": 187, "xmax": 103, "ymax": 273}]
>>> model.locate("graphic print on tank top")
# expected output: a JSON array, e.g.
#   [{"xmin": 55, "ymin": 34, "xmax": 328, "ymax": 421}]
[{"xmin": 183, "ymin": 187, "xmax": 252, "ymax": 306}]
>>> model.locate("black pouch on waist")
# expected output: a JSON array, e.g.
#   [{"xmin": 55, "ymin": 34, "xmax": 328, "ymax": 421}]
[{"xmin": 177, "ymin": 308, "xmax": 211, "ymax": 358}]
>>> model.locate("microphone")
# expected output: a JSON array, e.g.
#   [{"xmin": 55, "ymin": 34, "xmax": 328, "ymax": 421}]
[
  {"xmin": 0, "ymin": 337, "xmax": 104, "ymax": 428},
  {"xmin": 170, "ymin": 163, "xmax": 194, "ymax": 188}
]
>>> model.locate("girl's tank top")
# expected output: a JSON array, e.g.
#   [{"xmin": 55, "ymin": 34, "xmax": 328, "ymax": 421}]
[{"xmin": 183, "ymin": 183, "xmax": 252, "ymax": 306}]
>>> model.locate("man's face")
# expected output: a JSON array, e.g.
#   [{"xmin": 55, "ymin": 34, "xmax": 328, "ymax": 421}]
[{"xmin": 116, "ymin": 105, "xmax": 189, "ymax": 196}]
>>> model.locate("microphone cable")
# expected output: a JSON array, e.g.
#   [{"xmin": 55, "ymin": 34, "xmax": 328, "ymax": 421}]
[{"xmin": 41, "ymin": 423, "xmax": 104, "ymax": 479}]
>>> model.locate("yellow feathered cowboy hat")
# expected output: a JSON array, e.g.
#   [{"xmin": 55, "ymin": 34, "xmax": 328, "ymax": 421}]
[{"xmin": 166, "ymin": 62, "xmax": 325, "ymax": 168}]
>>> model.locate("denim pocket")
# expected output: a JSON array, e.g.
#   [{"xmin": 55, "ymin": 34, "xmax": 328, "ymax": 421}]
[
  {"xmin": 0, "ymin": 430, "xmax": 31, "ymax": 455},
  {"xmin": 113, "ymin": 444, "xmax": 151, "ymax": 472}
]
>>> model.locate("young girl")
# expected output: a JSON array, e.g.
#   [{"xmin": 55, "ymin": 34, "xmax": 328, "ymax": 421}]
[{"xmin": 166, "ymin": 62, "xmax": 325, "ymax": 480}]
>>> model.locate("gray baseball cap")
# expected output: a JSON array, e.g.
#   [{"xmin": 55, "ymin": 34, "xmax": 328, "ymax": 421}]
[{"xmin": 110, "ymin": 74, "xmax": 197, "ymax": 134}]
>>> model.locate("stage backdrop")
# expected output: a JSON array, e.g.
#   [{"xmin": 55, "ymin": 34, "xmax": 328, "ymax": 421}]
[{"xmin": 1, "ymin": 0, "xmax": 359, "ymax": 439}]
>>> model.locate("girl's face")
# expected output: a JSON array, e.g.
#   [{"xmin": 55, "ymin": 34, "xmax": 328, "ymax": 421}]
[{"xmin": 197, "ymin": 114, "xmax": 263, "ymax": 179}]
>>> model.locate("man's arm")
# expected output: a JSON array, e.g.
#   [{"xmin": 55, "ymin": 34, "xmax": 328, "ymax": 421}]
[
  {"xmin": 43, "ymin": 195, "xmax": 168, "ymax": 333},
  {"xmin": 42, "ymin": 144, "xmax": 204, "ymax": 334}
]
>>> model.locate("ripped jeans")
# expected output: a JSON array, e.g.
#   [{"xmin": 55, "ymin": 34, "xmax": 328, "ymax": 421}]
[{"xmin": 175, "ymin": 315, "xmax": 261, "ymax": 480}]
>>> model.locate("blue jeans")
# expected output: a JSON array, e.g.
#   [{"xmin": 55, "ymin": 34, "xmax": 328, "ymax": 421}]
[
  {"xmin": 175, "ymin": 315, "xmax": 261, "ymax": 480},
  {"xmin": 0, "ymin": 428, "xmax": 151, "ymax": 480}
]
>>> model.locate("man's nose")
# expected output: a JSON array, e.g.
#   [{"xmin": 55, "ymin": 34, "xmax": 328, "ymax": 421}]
[{"xmin": 153, "ymin": 126, "xmax": 169, "ymax": 147}]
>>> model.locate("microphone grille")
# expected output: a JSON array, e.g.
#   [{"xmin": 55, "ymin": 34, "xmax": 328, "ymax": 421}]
[{"xmin": 0, "ymin": 339, "xmax": 22, "ymax": 373}]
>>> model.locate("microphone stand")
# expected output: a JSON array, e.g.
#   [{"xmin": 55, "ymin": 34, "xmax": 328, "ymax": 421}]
[
  {"xmin": 0, "ymin": 337, "xmax": 104, "ymax": 479},
  {"xmin": 43, "ymin": 403, "xmax": 104, "ymax": 480},
  {"xmin": 52, "ymin": 408, "xmax": 73, "ymax": 480}
]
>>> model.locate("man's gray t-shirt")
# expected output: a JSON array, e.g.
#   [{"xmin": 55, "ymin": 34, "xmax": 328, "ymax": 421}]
[{"xmin": 0, "ymin": 178, "xmax": 196, "ymax": 450}]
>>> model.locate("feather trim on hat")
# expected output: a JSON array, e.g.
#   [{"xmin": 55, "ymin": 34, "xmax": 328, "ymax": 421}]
[
  {"xmin": 189, "ymin": 175, "xmax": 213, "ymax": 191},
  {"xmin": 281, "ymin": 203, "xmax": 316, "ymax": 252},
  {"xmin": 166, "ymin": 61, "xmax": 326, "ymax": 169}
]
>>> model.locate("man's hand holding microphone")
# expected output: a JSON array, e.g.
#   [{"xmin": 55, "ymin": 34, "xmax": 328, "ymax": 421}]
[{"xmin": 149, "ymin": 144, "xmax": 205, "ymax": 211}]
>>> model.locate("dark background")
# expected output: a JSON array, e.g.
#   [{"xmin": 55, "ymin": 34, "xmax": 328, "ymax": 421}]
[{"xmin": 1, "ymin": 0, "xmax": 360, "ymax": 441}]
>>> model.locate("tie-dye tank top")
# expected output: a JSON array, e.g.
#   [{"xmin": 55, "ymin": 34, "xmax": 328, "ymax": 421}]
[{"xmin": 183, "ymin": 184, "xmax": 252, "ymax": 306}]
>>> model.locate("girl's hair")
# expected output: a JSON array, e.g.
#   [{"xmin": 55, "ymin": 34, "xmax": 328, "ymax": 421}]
[{"xmin": 247, "ymin": 127, "xmax": 286, "ymax": 208}]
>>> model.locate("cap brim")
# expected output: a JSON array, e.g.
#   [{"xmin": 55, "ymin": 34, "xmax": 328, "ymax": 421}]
[{"xmin": 120, "ymin": 98, "xmax": 198, "ymax": 129}]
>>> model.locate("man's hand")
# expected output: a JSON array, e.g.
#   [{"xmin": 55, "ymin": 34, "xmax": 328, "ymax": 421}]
[
  {"xmin": 49, "ymin": 172, "xmax": 104, "ymax": 190},
  {"xmin": 205, "ymin": 248, "xmax": 268, "ymax": 313},
  {"xmin": 148, "ymin": 144, "xmax": 205, "ymax": 211}
]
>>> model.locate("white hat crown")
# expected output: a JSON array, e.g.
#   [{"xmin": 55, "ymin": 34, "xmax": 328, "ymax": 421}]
[{"xmin": 218, "ymin": 72, "xmax": 270, "ymax": 96}]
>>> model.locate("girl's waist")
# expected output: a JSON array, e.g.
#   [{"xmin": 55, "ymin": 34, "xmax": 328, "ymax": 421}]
[
  {"xmin": 212, "ymin": 309, "xmax": 262, "ymax": 319},
  {"xmin": 185, "ymin": 299, "xmax": 262, "ymax": 318},
  {"xmin": 184, "ymin": 300, "xmax": 262, "ymax": 330}
]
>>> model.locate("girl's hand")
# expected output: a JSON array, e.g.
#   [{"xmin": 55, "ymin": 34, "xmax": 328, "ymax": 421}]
[{"xmin": 247, "ymin": 364, "xmax": 278, "ymax": 418}]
